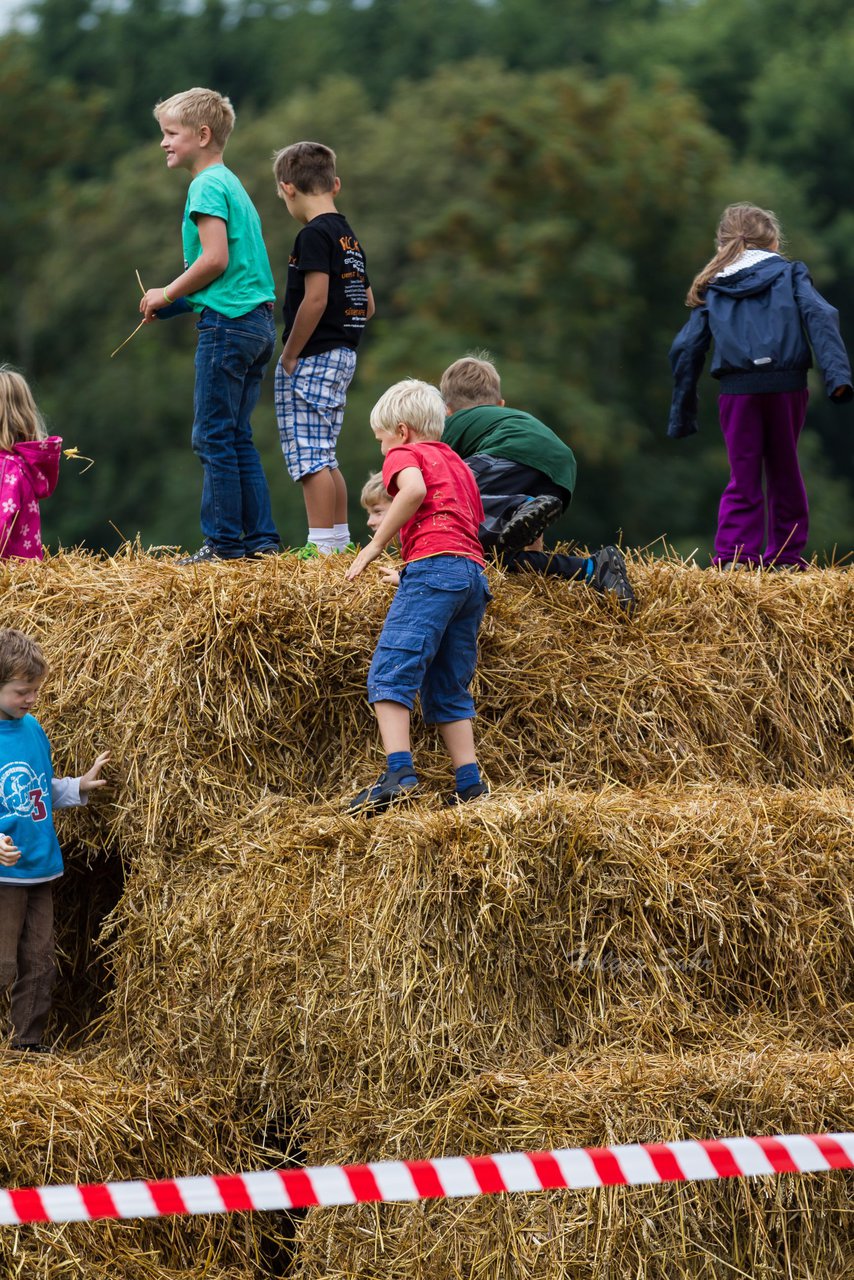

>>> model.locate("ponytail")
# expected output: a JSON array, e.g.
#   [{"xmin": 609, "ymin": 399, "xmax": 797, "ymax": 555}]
[{"xmin": 686, "ymin": 203, "xmax": 782, "ymax": 307}]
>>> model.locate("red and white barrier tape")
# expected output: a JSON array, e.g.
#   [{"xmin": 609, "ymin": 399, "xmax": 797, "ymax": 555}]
[{"xmin": 2, "ymin": 1133, "xmax": 851, "ymax": 1226}]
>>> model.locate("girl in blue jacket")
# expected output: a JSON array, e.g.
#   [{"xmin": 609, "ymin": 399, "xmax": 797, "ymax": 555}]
[{"xmin": 668, "ymin": 203, "xmax": 852, "ymax": 568}]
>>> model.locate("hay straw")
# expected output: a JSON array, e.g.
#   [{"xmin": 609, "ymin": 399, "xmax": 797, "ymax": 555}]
[
  {"xmin": 108, "ymin": 269, "xmax": 149, "ymax": 358},
  {"xmin": 109, "ymin": 319, "xmax": 145, "ymax": 359},
  {"xmin": 0, "ymin": 1055, "xmax": 287, "ymax": 1278},
  {"xmin": 292, "ymin": 1048, "xmax": 854, "ymax": 1280},
  {"xmin": 0, "ymin": 550, "xmax": 850, "ymax": 1277},
  {"xmin": 101, "ymin": 785, "xmax": 853, "ymax": 1119},
  {"xmin": 0, "ymin": 549, "xmax": 849, "ymax": 859}
]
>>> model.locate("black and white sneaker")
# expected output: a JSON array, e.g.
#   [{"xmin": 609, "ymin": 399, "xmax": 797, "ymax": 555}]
[
  {"xmin": 176, "ymin": 544, "xmax": 234, "ymax": 566},
  {"xmin": 495, "ymin": 495, "xmax": 564, "ymax": 553},
  {"xmin": 590, "ymin": 545, "xmax": 635, "ymax": 610}
]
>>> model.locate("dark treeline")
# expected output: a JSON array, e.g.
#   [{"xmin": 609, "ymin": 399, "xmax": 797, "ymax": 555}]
[{"xmin": 2, "ymin": 0, "xmax": 853, "ymax": 556}]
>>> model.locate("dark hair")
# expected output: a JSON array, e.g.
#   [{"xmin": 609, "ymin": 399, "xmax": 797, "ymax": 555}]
[{"xmin": 273, "ymin": 141, "xmax": 337, "ymax": 194}]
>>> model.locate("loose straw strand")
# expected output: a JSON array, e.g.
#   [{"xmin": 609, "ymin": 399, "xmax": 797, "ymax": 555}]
[{"xmin": 110, "ymin": 268, "xmax": 147, "ymax": 358}]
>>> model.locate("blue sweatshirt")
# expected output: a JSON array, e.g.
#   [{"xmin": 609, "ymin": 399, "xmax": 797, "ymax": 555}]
[
  {"xmin": 0, "ymin": 714, "xmax": 83, "ymax": 886},
  {"xmin": 668, "ymin": 255, "xmax": 853, "ymax": 438}
]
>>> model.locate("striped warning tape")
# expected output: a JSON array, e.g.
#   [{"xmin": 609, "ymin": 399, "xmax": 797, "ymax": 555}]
[{"xmin": 1, "ymin": 1133, "xmax": 851, "ymax": 1225}]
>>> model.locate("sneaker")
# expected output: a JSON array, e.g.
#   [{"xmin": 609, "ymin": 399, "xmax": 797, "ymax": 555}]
[
  {"xmin": 590, "ymin": 545, "xmax": 635, "ymax": 610},
  {"xmin": 447, "ymin": 782, "xmax": 490, "ymax": 806},
  {"xmin": 176, "ymin": 544, "xmax": 239, "ymax": 566},
  {"xmin": 10, "ymin": 1042, "xmax": 53, "ymax": 1054},
  {"xmin": 347, "ymin": 767, "xmax": 419, "ymax": 815},
  {"xmin": 495, "ymin": 495, "xmax": 564, "ymax": 553}
]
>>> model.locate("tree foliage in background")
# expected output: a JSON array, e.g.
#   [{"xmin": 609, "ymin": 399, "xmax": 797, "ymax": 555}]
[{"xmin": 1, "ymin": 0, "xmax": 852, "ymax": 557}]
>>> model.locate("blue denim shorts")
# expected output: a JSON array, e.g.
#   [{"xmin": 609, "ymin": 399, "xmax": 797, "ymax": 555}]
[{"xmin": 367, "ymin": 555, "xmax": 492, "ymax": 723}]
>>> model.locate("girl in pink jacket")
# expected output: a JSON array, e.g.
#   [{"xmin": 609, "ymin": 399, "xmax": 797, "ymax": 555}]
[{"xmin": 0, "ymin": 367, "xmax": 61, "ymax": 560}]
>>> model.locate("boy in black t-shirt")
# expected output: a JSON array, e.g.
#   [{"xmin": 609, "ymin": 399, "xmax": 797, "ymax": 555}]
[{"xmin": 273, "ymin": 141, "xmax": 375, "ymax": 556}]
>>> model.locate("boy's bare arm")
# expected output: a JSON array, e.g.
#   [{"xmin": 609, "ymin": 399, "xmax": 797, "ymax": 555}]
[
  {"xmin": 140, "ymin": 215, "xmax": 229, "ymax": 321},
  {"xmin": 346, "ymin": 467, "xmax": 426, "ymax": 581},
  {"xmin": 366, "ymin": 286, "xmax": 376, "ymax": 321},
  {"xmin": 280, "ymin": 272, "xmax": 329, "ymax": 372}
]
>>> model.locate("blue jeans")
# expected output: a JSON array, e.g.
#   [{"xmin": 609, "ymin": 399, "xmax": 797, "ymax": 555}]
[
  {"xmin": 192, "ymin": 303, "xmax": 280, "ymax": 557},
  {"xmin": 367, "ymin": 556, "xmax": 492, "ymax": 723}
]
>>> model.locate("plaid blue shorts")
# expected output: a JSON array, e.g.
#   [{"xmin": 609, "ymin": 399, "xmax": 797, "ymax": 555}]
[{"xmin": 274, "ymin": 347, "xmax": 357, "ymax": 481}]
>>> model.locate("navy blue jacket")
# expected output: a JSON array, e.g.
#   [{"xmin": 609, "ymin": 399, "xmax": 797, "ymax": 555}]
[{"xmin": 668, "ymin": 256, "xmax": 852, "ymax": 438}]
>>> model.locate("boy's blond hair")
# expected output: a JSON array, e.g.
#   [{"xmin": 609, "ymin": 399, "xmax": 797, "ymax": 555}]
[
  {"xmin": 440, "ymin": 354, "xmax": 502, "ymax": 412},
  {"xmin": 371, "ymin": 380, "xmax": 445, "ymax": 441},
  {"xmin": 273, "ymin": 141, "xmax": 337, "ymax": 194},
  {"xmin": 360, "ymin": 472, "xmax": 389, "ymax": 508},
  {"xmin": 0, "ymin": 628, "xmax": 48, "ymax": 686},
  {"xmin": 154, "ymin": 87, "xmax": 235, "ymax": 150},
  {"xmin": 0, "ymin": 365, "xmax": 47, "ymax": 452}
]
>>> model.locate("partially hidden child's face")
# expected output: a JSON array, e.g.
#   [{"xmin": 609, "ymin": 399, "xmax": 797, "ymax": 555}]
[
  {"xmin": 160, "ymin": 118, "xmax": 207, "ymax": 171},
  {"xmin": 365, "ymin": 500, "xmax": 391, "ymax": 533},
  {"xmin": 373, "ymin": 425, "xmax": 407, "ymax": 457},
  {"xmin": 0, "ymin": 676, "xmax": 43, "ymax": 721}
]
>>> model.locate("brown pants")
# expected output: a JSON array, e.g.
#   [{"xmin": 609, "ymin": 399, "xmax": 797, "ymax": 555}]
[{"xmin": 0, "ymin": 882, "xmax": 56, "ymax": 1046}]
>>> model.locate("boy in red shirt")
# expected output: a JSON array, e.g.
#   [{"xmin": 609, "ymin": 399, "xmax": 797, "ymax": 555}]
[{"xmin": 345, "ymin": 379, "xmax": 492, "ymax": 812}]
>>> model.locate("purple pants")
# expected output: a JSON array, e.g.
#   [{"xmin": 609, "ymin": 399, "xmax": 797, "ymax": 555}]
[{"xmin": 714, "ymin": 390, "xmax": 810, "ymax": 566}]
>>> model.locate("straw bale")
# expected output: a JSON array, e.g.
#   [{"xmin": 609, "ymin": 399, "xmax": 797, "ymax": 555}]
[
  {"xmin": 0, "ymin": 1054, "xmax": 285, "ymax": 1278},
  {"xmin": 103, "ymin": 785, "xmax": 853, "ymax": 1119},
  {"xmin": 1, "ymin": 551, "xmax": 851, "ymax": 1276},
  {"xmin": 292, "ymin": 1046, "xmax": 854, "ymax": 1280},
  {"xmin": 0, "ymin": 551, "xmax": 850, "ymax": 862}
]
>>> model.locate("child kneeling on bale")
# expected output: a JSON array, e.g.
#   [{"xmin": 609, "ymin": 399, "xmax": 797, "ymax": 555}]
[
  {"xmin": 345, "ymin": 380, "xmax": 491, "ymax": 812},
  {"xmin": 0, "ymin": 629, "xmax": 109, "ymax": 1052}
]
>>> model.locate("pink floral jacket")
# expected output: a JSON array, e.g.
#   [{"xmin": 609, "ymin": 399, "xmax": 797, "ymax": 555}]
[{"xmin": 0, "ymin": 437, "xmax": 62, "ymax": 560}]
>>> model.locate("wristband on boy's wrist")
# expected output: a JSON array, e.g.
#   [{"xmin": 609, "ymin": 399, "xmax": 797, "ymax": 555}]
[{"xmin": 162, "ymin": 287, "xmax": 174, "ymax": 304}]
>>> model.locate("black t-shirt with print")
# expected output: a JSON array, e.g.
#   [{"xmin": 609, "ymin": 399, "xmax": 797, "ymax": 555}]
[{"xmin": 281, "ymin": 211, "xmax": 371, "ymax": 355}]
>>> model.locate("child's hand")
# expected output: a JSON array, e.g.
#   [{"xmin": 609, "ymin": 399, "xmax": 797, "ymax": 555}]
[
  {"xmin": 80, "ymin": 752, "xmax": 111, "ymax": 796},
  {"xmin": 279, "ymin": 352, "xmax": 298, "ymax": 375},
  {"xmin": 139, "ymin": 289, "xmax": 168, "ymax": 323},
  {"xmin": 0, "ymin": 834, "xmax": 21, "ymax": 867},
  {"xmin": 832, "ymin": 384, "xmax": 852, "ymax": 399},
  {"xmin": 345, "ymin": 542, "xmax": 383, "ymax": 581},
  {"xmin": 376, "ymin": 564, "xmax": 401, "ymax": 586}
]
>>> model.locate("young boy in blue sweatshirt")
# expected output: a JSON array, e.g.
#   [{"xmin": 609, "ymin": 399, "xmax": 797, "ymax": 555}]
[{"xmin": 0, "ymin": 629, "xmax": 108, "ymax": 1052}]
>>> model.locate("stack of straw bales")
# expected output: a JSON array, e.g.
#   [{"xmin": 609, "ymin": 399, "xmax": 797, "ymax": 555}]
[{"xmin": 0, "ymin": 550, "xmax": 851, "ymax": 1277}]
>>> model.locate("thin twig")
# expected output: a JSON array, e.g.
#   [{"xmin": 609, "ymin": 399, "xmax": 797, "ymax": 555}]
[{"xmin": 110, "ymin": 319, "xmax": 145, "ymax": 358}]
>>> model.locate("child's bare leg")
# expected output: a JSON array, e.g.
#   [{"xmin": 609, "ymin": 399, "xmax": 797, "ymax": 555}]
[
  {"xmin": 347, "ymin": 700, "xmax": 418, "ymax": 812},
  {"xmin": 374, "ymin": 700, "xmax": 412, "ymax": 755},
  {"xmin": 332, "ymin": 468, "xmax": 348, "ymax": 525},
  {"xmin": 437, "ymin": 719, "xmax": 477, "ymax": 768},
  {"xmin": 301, "ymin": 468, "xmax": 337, "ymax": 528}
]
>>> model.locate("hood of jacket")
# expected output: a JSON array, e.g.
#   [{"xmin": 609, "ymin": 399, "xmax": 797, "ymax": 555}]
[
  {"xmin": 9, "ymin": 437, "xmax": 62, "ymax": 499},
  {"xmin": 705, "ymin": 255, "xmax": 791, "ymax": 300}
]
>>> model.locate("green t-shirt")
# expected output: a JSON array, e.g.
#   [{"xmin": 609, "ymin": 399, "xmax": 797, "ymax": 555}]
[
  {"xmin": 442, "ymin": 405, "xmax": 577, "ymax": 495},
  {"xmin": 182, "ymin": 164, "xmax": 275, "ymax": 318}
]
